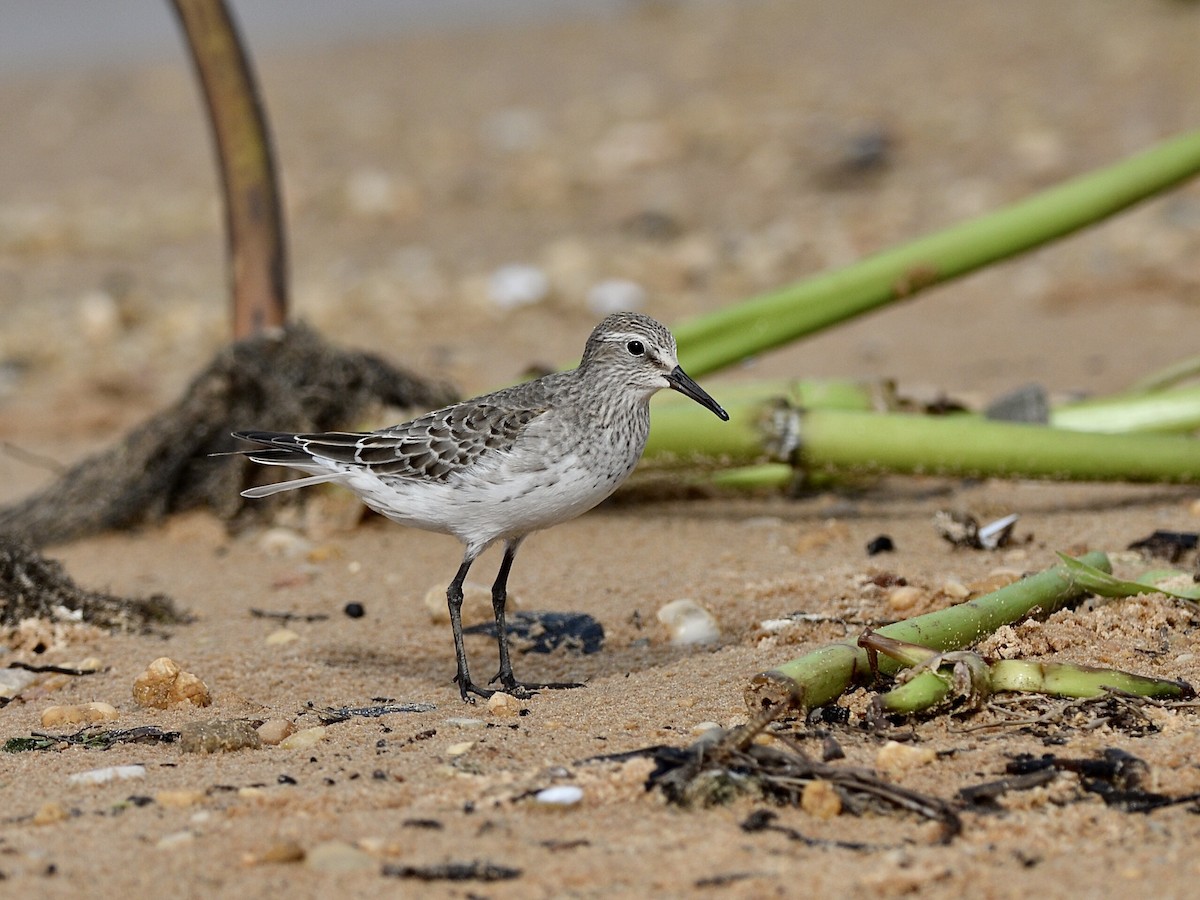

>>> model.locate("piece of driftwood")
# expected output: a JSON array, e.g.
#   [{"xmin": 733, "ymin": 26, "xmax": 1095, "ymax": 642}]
[{"xmin": 0, "ymin": 324, "xmax": 456, "ymax": 547}]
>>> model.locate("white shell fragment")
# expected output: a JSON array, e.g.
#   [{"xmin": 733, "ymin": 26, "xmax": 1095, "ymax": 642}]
[
  {"xmin": 488, "ymin": 264, "xmax": 550, "ymax": 310},
  {"xmin": 657, "ymin": 599, "xmax": 721, "ymax": 646},
  {"xmin": 68, "ymin": 765, "xmax": 147, "ymax": 786},
  {"xmin": 535, "ymin": 785, "xmax": 583, "ymax": 805}
]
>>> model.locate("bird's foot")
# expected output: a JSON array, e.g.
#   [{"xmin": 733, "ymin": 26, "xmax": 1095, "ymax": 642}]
[
  {"xmin": 454, "ymin": 673, "xmax": 496, "ymax": 704},
  {"xmin": 488, "ymin": 672, "xmax": 585, "ymax": 699}
]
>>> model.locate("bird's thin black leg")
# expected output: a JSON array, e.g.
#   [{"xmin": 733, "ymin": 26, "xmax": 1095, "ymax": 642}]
[
  {"xmin": 448, "ymin": 554, "xmax": 490, "ymax": 703},
  {"xmin": 488, "ymin": 537, "xmax": 585, "ymax": 697}
]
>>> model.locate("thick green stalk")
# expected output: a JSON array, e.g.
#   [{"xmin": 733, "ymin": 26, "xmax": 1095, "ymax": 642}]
[
  {"xmin": 799, "ymin": 409, "xmax": 1200, "ymax": 484},
  {"xmin": 744, "ymin": 552, "xmax": 1111, "ymax": 713},
  {"xmin": 1050, "ymin": 386, "xmax": 1200, "ymax": 434},
  {"xmin": 673, "ymin": 129, "xmax": 1200, "ymax": 377}
]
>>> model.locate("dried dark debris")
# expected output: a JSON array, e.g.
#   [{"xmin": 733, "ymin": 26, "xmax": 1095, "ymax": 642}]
[
  {"xmin": 622, "ymin": 705, "xmax": 961, "ymax": 842},
  {"xmin": 4, "ymin": 725, "xmax": 178, "ymax": 753},
  {"xmin": 0, "ymin": 538, "xmax": 183, "ymax": 630},
  {"xmin": 1128, "ymin": 530, "xmax": 1199, "ymax": 565},
  {"xmin": 934, "ymin": 510, "xmax": 1021, "ymax": 551},
  {"xmin": 0, "ymin": 323, "xmax": 456, "ymax": 548},
  {"xmin": 317, "ymin": 703, "xmax": 436, "ymax": 724},
  {"xmin": 463, "ymin": 610, "xmax": 605, "ymax": 655},
  {"xmin": 961, "ymin": 748, "xmax": 1200, "ymax": 815},
  {"xmin": 381, "ymin": 860, "xmax": 521, "ymax": 882},
  {"xmin": 249, "ymin": 607, "xmax": 329, "ymax": 624}
]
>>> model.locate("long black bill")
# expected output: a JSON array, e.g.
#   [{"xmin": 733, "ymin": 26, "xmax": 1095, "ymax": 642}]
[{"xmin": 666, "ymin": 366, "xmax": 729, "ymax": 421}]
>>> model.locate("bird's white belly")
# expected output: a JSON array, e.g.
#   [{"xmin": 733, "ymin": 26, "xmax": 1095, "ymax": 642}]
[{"xmin": 345, "ymin": 450, "xmax": 634, "ymax": 553}]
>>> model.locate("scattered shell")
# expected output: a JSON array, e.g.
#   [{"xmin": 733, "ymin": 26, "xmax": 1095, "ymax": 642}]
[
  {"xmin": 801, "ymin": 779, "xmax": 842, "ymax": 819},
  {"xmin": 305, "ymin": 840, "xmax": 377, "ymax": 873},
  {"xmin": 940, "ymin": 580, "xmax": 971, "ymax": 601},
  {"xmin": 874, "ymin": 740, "xmax": 937, "ymax": 775},
  {"xmin": 657, "ymin": 599, "xmax": 721, "ymax": 645},
  {"xmin": 535, "ymin": 785, "xmax": 584, "ymax": 806},
  {"xmin": 586, "ymin": 278, "xmax": 646, "ymax": 316},
  {"xmin": 68, "ymin": 764, "xmax": 147, "ymax": 785},
  {"xmin": 155, "ymin": 830, "xmax": 195, "ymax": 850},
  {"xmin": 279, "ymin": 726, "xmax": 327, "ymax": 751},
  {"xmin": 132, "ymin": 657, "xmax": 212, "ymax": 710},
  {"xmin": 445, "ymin": 741, "xmax": 475, "ymax": 758},
  {"xmin": 265, "ymin": 628, "xmax": 301, "ymax": 646},
  {"xmin": 40, "ymin": 702, "xmax": 119, "ymax": 728},
  {"xmin": 887, "ymin": 585, "xmax": 923, "ymax": 612},
  {"xmin": 488, "ymin": 264, "xmax": 550, "ymax": 310},
  {"xmin": 256, "ymin": 719, "xmax": 296, "ymax": 746},
  {"xmin": 691, "ymin": 721, "xmax": 722, "ymax": 735},
  {"xmin": 486, "ymin": 692, "xmax": 522, "ymax": 718},
  {"xmin": 179, "ymin": 719, "xmax": 262, "ymax": 754},
  {"xmin": 33, "ymin": 801, "xmax": 71, "ymax": 825}
]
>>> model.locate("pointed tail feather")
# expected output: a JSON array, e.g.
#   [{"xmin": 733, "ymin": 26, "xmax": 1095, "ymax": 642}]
[{"xmin": 241, "ymin": 472, "xmax": 348, "ymax": 499}]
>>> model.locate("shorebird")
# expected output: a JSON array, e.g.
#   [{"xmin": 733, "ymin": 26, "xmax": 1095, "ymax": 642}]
[{"xmin": 234, "ymin": 312, "xmax": 728, "ymax": 701}]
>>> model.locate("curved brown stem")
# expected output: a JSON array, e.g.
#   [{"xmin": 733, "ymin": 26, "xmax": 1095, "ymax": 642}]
[{"xmin": 171, "ymin": 0, "xmax": 288, "ymax": 338}]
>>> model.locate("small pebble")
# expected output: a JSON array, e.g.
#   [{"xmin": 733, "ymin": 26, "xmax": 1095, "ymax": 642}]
[
  {"xmin": 344, "ymin": 602, "xmax": 365, "ymax": 619},
  {"xmin": 256, "ymin": 719, "xmax": 296, "ymax": 746},
  {"xmin": 586, "ymin": 278, "xmax": 646, "ymax": 316},
  {"xmin": 887, "ymin": 585, "xmax": 923, "ymax": 612},
  {"xmin": 32, "ymin": 801, "xmax": 71, "ymax": 825},
  {"xmin": 535, "ymin": 785, "xmax": 584, "ymax": 806},
  {"xmin": 40, "ymin": 702, "xmax": 119, "ymax": 728},
  {"xmin": 941, "ymin": 580, "xmax": 971, "ymax": 600},
  {"xmin": 865, "ymin": 535, "xmax": 895, "ymax": 555},
  {"xmin": 179, "ymin": 719, "xmax": 262, "ymax": 754},
  {"xmin": 657, "ymin": 599, "xmax": 721, "ymax": 645},
  {"xmin": 265, "ymin": 628, "xmax": 300, "ymax": 646},
  {"xmin": 486, "ymin": 692, "xmax": 521, "ymax": 718},
  {"xmin": 257, "ymin": 527, "xmax": 311, "ymax": 558},
  {"xmin": 305, "ymin": 840, "xmax": 376, "ymax": 873},
  {"xmin": 155, "ymin": 790, "xmax": 205, "ymax": 808},
  {"xmin": 68, "ymin": 764, "xmax": 147, "ymax": 786},
  {"xmin": 445, "ymin": 741, "xmax": 475, "ymax": 757},
  {"xmin": 874, "ymin": 740, "xmax": 937, "ymax": 775},
  {"xmin": 252, "ymin": 841, "xmax": 306, "ymax": 865},
  {"xmin": 488, "ymin": 264, "xmax": 550, "ymax": 310},
  {"xmin": 445, "ymin": 717, "xmax": 486, "ymax": 730},
  {"xmin": 155, "ymin": 830, "xmax": 195, "ymax": 850},
  {"xmin": 279, "ymin": 726, "xmax": 327, "ymax": 751},
  {"xmin": 801, "ymin": 779, "xmax": 842, "ymax": 819},
  {"xmin": 691, "ymin": 721, "xmax": 722, "ymax": 735},
  {"xmin": 132, "ymin": 657, "xmax": 212, "ymax": 709}
]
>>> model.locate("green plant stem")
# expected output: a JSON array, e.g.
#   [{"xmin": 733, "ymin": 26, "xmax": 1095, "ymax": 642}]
[
  {"xmin": 672, "ymin": 128, "xmax": 1200, "ymax": 378},
  {"xmin": 1050, "ymin": 386, "xmax": 1200, "ymax": 434},
  {"xmin": 744, "ymin": 552, "xmax": 1110, "ymax": 713},
  {"xmin": 647, "ymin": 396, "xmax": 1200, "ymax": 484}
]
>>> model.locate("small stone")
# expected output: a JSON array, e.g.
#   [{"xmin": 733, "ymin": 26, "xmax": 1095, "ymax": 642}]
[
  {"xmin": 344, "ymin": 602, "xmax": 365, "ymax": 619},
  {"xmin": 801, "ymin": 779, "xmax": 842, "ymax": 819},
  {"xmin": 179, "ymin": 719, "xmax": 263, "ymax": 754},
  {"xmin": 445, "ymin": 741, "xmax": 475, "ymax": 757},
  {"xmin": 306, "ymin": 840, "xmax": 376, "ymax": 873},
  {"xmin": 257, "ymin": 527, "xmax": 311, "ymax": 558},
  {"xmin": 875, "ymin": 740, "xmax": 937, "ymax": 775},
  {"xmin": 887, "ymin": 586, "xmax": 924, "ymax": 612},
  {"xmin": 445, "ymin": 717, "xmax": 486, "ymax": 730},
  {"xmin": 32, "ymin": 801, "xmax": 71, "ymax": 825},
  {"xmin": 941, "ymin": 580, "xmax": 971, "ymax": 600},
  {"xmin": 586, "ymin": 278, "xmax": 646, "ymax": 316},
  {"xmin": 77, "ymin": 289, "xmax": 121, "ymax": 344},
  {"xmin": 279, "ymin": 726, "xmax": 327, "ymax": 751},
  {"xmin": 132, "ymin": 657, "xmax": 212, "ymax": 709},
  {"xmin": 155, "ymin": 830, "xmax": 195, "ymax": 850},
  {"xmin": 252, "ymin": 841, "xmax": 306, "ymax": 865},
  {"xmin": 486, "ymin": 692, "xmax": 522, "ymax": 718},
  {"xmin": 68, "ymin": 764, "xmax": 147, "ymax": 785},
  {"xmin": 256, "ymin": 719, "xmax": 296, "ymax": 746},
  {"xmin": 40, "ymin": 702, "xmax": 119, "ymax": 728},
  {"xmin": 155, "ymin": 790, "xmax": 205, "ymax": 808},
  {"xmin": 657, "ymin": 599, "xmax": 721, "ymax": 645},
  {"xmin": 534, "ymin": 785, "xmax": 583, "ymax": 806},
  {"xmin": 488, "ymin": 264, "xmax": 550, "ymax": 310},
  {"xmin": 424, "ymin": 581, "xmax": 511, "ymax": 625},
  {"xmin": 265, "ymin": 628, "xmax": 300, "ymax": 646},
  {"xmin": 691, "ymin": 721, "xmax": 722, "ymax": 735}
]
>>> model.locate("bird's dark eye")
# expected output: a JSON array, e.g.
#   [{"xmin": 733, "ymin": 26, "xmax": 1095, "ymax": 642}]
[{"xmin": 626, "ymin": 340, "xmax": 645, "ymax": 356}]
